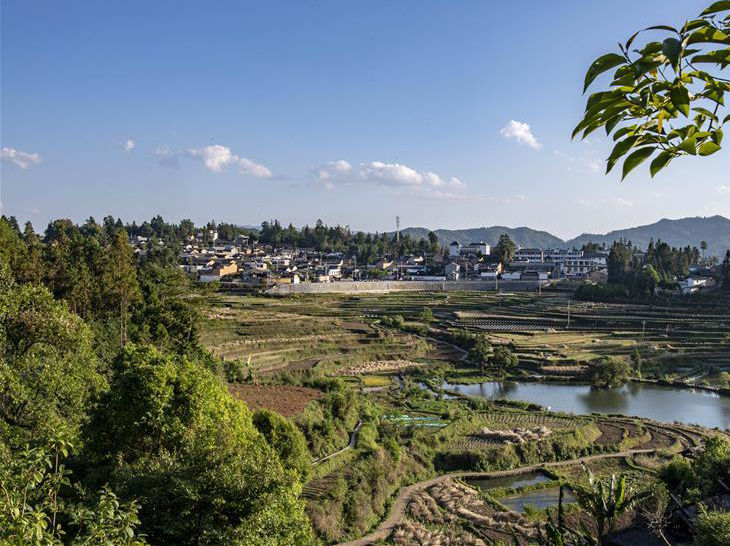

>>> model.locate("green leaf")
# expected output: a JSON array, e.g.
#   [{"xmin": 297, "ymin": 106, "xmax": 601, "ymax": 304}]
[
  {"xmin": 723, "ymin": 113, "xmax": 730, "ymax": 124},
  {"xmin": 644, "ymin": 25, "xmax": 678, "ymax": 33},
  {"xmin": 661, "ymin": 38, "xmax": 682, "ymax": 69},
  {"xmin": 638, "ymin": 41, "xmax": 663, "ymax": 55},
  {"xmin": 713, "ymin": 128, "xmax": 724, "ymax": 145},
  {"xmin": 670, "ymin": 86, "xmax": 690, "ymax": 116},
  {"xmin": 613, "ymin": 125, "xmax": 636, "ymax": 141},
  {"xmin": 692, "ymin": 48, "xmax": 730, "ymax": 66},
  {"xmin": 650, "ymin": 150, "xmax": 675, "ymax": 177},
  {"xmin": 686, "ymin": 27, "xmax": 730, "ymax": 46},
  {"xmin": 701, "ymin": 1, "xmax": 730, "ymax": 16},
  {"xmin": 625, "ymin": 31, "xmax": 641, "ymax": 51},
  {"xmin": 621, "ymin": 147, "xmax": 655, "ymax": 180},
  {"xmin": 606, "ymin": 135, "xmax": 639, "ymax": 173},
  {"xmin": 703, "ymin": 87, "xmax": 726, "ymax": 105},
  {"xmin": 682, "ymin": 19, "xmax": 711, "ymax": 33},
  {"xmin": 584, "ymin": 53, "xmax": 626, "ymax": 92},
  {"xmin": 698, "ymin": 141, "xmax": 721, "ymax": 155},
  {"xmin": 679, "ymin": 136, "xmax": 698, "ymax": 155},
  {"xmin": 692, "ymin": 107, "xmax": 719, "ymax": 121},
  {"xmin": 605, "ymin": 115, "xmax": 623, "ymax": 135}
]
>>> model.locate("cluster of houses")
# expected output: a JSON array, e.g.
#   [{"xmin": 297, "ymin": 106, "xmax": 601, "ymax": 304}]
[
  {"xmin": 445, "ymin": 241, "xmax": 609, "ymax": 283},
  {"xmin": 155, "ymin": 229, "xmax": 615, "ymax": 287},
  {"xmin": 127, "ymin": 231, "xmax": 721, "ymax": 294}
]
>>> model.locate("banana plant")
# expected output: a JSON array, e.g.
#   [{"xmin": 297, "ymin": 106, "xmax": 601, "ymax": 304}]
[{"xmin": 573, "ymin": 466, "xmax": 652, "ymax": 544}]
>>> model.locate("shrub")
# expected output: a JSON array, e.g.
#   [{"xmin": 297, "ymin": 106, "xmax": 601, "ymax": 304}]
[
  {"xmin": 590, "ymin": 357, "xmax": 632, "ymax": 389},
  {"xmin": 252, "ymin": 409, "xmax": 311, "ymax": 481},
  {"xmin": 695, "ymin": 507, "xmax": 730, "ymax": 546}
]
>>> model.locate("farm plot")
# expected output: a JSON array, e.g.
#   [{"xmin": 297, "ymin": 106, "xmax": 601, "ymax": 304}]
[
  {"xmin": 228, "ymin": 384, "xmax": 322, "ymax": 417},
  {"xmin": 201, "ymin": 295, "xmax": 430, "ymax": 374}
]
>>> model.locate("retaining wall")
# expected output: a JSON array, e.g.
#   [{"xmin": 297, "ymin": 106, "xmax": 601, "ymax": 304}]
[{"xmin": 266, "ymin": 280, "xmax": 543, "ymax": 295}]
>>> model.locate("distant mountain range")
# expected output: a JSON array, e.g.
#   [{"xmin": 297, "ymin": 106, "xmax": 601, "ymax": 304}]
[{"xmin": 397, "ymin": 216, "xmax": 730, "ymax": 257}]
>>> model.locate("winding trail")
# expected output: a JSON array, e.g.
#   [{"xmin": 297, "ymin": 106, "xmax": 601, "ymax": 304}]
[
  {"xmin": 312, "ymin": 420, "xmax": 363, "ymax": 466},
  {"xmin": 337, "ymin": 448, "xmax": 655, "ymax": 546}
]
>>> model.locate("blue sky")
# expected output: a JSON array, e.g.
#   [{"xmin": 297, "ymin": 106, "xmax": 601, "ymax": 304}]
[{"xmin": 1, "ymin": 0, "xmax": 728, "ymax": 239}]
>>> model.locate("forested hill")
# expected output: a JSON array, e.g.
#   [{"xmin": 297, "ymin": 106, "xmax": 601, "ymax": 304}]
[
  {"xmin": 399, "ymin": 216, "xmax": 730, "ymax": 256},
  {"xmin": 398, "ymin": 226, "xmax": 564, "ymax": 249},
  {"xmin": 565, "ymin": 216, "xmax": 730, "ymax": 257}
]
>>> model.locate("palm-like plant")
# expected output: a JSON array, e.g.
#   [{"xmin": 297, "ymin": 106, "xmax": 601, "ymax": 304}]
[{"xmin": 573, "ymin": 465, "xmax": 651, "ymax": 543}]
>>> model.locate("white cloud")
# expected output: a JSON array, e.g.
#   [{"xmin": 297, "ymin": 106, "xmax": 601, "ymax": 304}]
[
  {"xmin": 360, "ymin": 161, "xmax": 465, "ymax": 189},
  {"xmin": 1, "ymin": 147, "xmax": 41, "ymax": 169},
  {"xmin": 155, "ymin": 145, "xmax": 180, "ymax": 169},
  {"xmin": 186, "ymin": 144, "xmax": 272, "ymax": 178},
  {"xmin": 313, "ymin": 160, "xmax": 353, "ymax": 189},
  {"xmin": 717, "ymin": 185, "xmax": 730, "ymax": 196},
  {"xmin": 576, "ymin": 197, "xmax": 634, "ymax": 208},
  {"xmin": 500, "ymin": 120, "xmax": 542, "ymax": 149},
  {"xmin": 118, "ymin": 139, "xmax": 135, "ymax": 152},
  {"xmin": 311, "ymin": 159, "xmax": 465, "ymax": 197},
  {"xmin": 515, "ymin": 194, "xmax": 528, "ymax": 201}
]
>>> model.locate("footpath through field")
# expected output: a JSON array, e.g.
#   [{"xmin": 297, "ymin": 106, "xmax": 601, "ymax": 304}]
[
  {"xmin": 312, "ymin": 420, "xmax": 363, "ymax": 466},
  {"xmin": 337, "ymin": 448, "xmax": 655, "ymax": 546}
]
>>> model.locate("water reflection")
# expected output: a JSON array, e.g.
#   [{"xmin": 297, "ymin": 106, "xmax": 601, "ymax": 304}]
[
  {"xmin": 500, "ymin": 486, "xmax": 577, "ymax": 512},
  {"xmin": 443, "ymin": 381, "xmax": 730, "ymax": 429},
  {"xmin": 466, "ymin": 472, "xmax": 549, "ymax": 492}
]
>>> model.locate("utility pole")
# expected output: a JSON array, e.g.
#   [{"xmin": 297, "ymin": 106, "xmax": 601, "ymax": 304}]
[
  {"xmin": 567, "ymin": 297, "xmax": 571, "ymax": 329},
  {"xmin": 642, "ymin": 320, "xmax": 646, "ymax": 340},
  {"xmin": 396, "ymin": 216, "xmax": 400, "ymax": 280}
]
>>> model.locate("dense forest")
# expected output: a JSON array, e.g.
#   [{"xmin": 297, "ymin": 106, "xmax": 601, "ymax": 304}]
[{"xmin": 0, "ymin": 215, "xmax": 314, "ymax": 544}]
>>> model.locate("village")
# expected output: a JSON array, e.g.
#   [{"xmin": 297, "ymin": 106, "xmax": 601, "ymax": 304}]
[{"xmin": 127, "ymin": 228, "xmax": 723, "ymax": 296}]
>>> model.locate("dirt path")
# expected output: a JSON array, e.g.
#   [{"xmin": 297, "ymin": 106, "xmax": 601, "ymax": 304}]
[
  {"xmin": 337, "ymin": 448, "xmax": 655, "ymax": 546},
  {"xmin": 312, "ymin": 420, "xmax": 363, "ymax": 466}
]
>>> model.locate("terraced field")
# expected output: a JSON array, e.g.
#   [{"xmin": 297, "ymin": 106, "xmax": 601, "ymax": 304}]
[
  {"xmin": 201, "ymin": 295, "xmax": 430, "ymax": 374},
  {"xmin": 438, "ymin": 409, "xmax": 702, "ymax": 458},
  {"xmin": 335, "ymin": 291, "xmax": 730, "ymax": 375}
]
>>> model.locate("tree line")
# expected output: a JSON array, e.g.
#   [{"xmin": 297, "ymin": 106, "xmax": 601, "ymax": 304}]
[{"xmin": 258, "ymin": 219, "xmax": 441, "ymax": 263}]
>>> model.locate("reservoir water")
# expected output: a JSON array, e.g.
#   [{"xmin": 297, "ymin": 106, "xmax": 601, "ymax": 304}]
[
  {"xmin": 444, "ymin": 381, "xmax": 730, "ymax": 429},
  {"xmin": 499, "ymin": 486, "xmax": 577, "ymax": 512},
  {"xmin": 465, "ymin": 472, "xmax": 550, "ymax": 492}
]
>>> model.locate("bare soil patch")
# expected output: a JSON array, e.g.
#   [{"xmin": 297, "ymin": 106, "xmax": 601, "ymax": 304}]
[
  {"xmin": 595, "ymin": 423, "xmax": 625, "ymax": 446},
  {"xmin": 228, "ymin": 384, "xmax": 322, "ymax": 416}
]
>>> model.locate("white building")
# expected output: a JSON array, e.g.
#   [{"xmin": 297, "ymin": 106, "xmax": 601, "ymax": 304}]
[
  {"xmin": 515, "ymin": 248, "xmax": 544, "ymax": 262},
  {"xmin": 561, "ymin": 254, "xmax": 607, "ymax": 276},
  {"xmin": 445, "ymin": 262, "xmax": 460, "ymax": 280},
  {"xmin": 449, "ymin": 241, "xmax": 461, "ymax": 257},
  {"xmin": 462, "ymin": 241, "xmax": 490, "ymax": 255}
]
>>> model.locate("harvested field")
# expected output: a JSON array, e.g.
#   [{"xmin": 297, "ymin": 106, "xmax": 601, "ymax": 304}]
[
  {"xmin": 228, "ymin": 384, "xmax": 322, "ymax": 416},
  {"xmin": 471, "ymin": 426, "xmax": 552, "ymax": 444},
  {"xmin": 339, "ymin": 360, "xmax": 427, "ymax": 375}
]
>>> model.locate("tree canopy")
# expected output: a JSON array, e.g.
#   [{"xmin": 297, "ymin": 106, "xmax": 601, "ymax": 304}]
[{"xmin": 85, "ymin": 345, "xmax": 314, "ymax": 545}]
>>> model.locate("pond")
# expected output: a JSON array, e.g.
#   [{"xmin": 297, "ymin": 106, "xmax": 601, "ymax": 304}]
[
  {"xmin": 499, "ymin": 486, "xmax": 577, "ymax": 512},
  {"xmin": 443, "ymin": 380, "xmax": 730, "ymax": 429},
  {"xmin": 465, "ymin": 471, "xmax": 550, "ymax": 492}
]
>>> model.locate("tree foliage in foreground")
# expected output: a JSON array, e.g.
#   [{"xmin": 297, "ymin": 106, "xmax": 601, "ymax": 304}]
[
  {"xmin": 85, "ymin": 345, "xmax": 314, "ymax": 545},
  {"xmin": 575, "ymin": 2, "xmax": 729, "ymax": 178},
  {"xmin": 0, "ymin": 263, "xmax": 105, "ymax": 445}
]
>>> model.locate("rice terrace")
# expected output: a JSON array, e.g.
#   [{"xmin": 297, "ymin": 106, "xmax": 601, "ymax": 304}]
[{"xmin": 199, "ymin": 288, "xmax": 730, "ymax": 544}]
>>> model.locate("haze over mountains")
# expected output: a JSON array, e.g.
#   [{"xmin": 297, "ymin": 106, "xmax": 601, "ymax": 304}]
[{"xmin": 398, "ymin": 216, "xmax": 730, "ymax": 257}]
